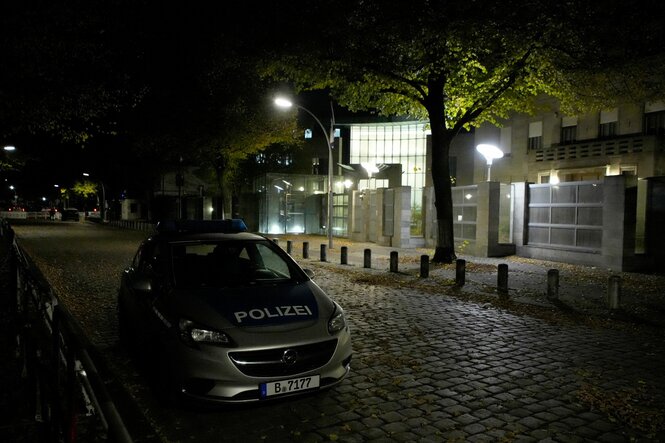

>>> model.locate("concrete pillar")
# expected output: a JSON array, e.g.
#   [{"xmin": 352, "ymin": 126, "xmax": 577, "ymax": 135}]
[
  {"xmin": 375, "ymin": 188, "xmax": 391, "ymax": 247},
  {"xmin": 511, "ymin": 182, "xmax": 529, "ymax": 248},
  {"xmin": 423, "ymin": 186, "xmax": 437, "ymax": 248},
  {"xmin": 475, "ymin": 181, "xmax": 514, "ymax": 257},
  {"xmin": 475, "ymin": 181, "xmax": 498, "ymax": 256},
  {"xmin": 393, "ymin": 186, "xmax": 411, "ymax": 248},
  {"xmin": 350, "ymin": 190, "xmax": 365, "ymax": 242},
  {"xmin": 602, "ymin": 175, "xmax": 637, "ymax": 271}
]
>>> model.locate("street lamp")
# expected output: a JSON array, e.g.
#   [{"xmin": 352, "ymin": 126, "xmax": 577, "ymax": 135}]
[
  {"xmin": 476, "ymin": 144, "xmax": 504, "ymax": 182},
  {"xmin": 83, "ymin": 172, "xmax": 107, "ymax": 222},
  {"xmin": 275, "ymin": 97, "xmax": 336, "ymax": 249}
]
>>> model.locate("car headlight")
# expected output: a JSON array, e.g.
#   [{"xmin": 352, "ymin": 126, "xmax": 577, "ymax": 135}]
[
  {"xmin": 328, "ymin": 309, "xmax": 346, "ymax": 334},
  {"xmin": 179, "ymin": 319, "xmax": 234, "ymax": 347}
]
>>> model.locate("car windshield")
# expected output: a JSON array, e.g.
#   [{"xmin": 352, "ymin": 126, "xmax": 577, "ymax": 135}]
[{"xmin": 170, "ymin": 240, "xmax": 298, "ymax": 289}]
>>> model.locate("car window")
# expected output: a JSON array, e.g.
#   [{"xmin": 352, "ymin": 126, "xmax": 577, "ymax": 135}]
[
  {"xmin": 255, "ymin": 243, "xmax": 290, "ymax": 277},
  {"xmin": 170, "ymin": 240, "xmax": 298, "ymax": 289},
  {"xmin": 135, "ymin": 241, "xmax": 166, "ymax": 276}
]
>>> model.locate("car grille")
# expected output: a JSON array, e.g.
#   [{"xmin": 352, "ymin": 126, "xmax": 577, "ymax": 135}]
[{"xmin": 229, "ymin": 339, "xmax": 338, "ymax": 377}]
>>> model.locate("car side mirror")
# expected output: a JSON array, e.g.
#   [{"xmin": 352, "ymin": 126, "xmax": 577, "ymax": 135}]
[
  {"xmin": 132, "ymin": 276, "xmax": 153, "ymax": 293},
  {"xmin": 303, "ymin": 268, "xmax": 315, "ymax": 278}
]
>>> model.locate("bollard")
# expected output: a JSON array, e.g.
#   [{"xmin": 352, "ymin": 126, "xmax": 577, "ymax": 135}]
[
  {"xmin": 420, "ymin": 255, "xmax": 429, "ymax": 278},
  {"xmin": 608, "ymin": 275, "xmax": 622, "ymax": 310},
  {"xmin": 303, "ymin": 242, "xmax": 309, "ymax": 259},
  {"xmin": 497, "ymin": 263, "xmax": 509, "ymax": 297},
  {"xmin": 547, "ymin": 269, "xmax": 559, "ymax": 300},
  {"xmin": 390, "ymin": 251, "xmax": 399, "ymax": 273},
  {"xmin": 455, "ymin": 259, "xmax": 466, "ymax": 286},
  {"xmin": 287, "ymin": 240, "xmax": 293, "ymax": 255},
  {"xmin": 341, "ymin": 246, "xmax": 348, "ymax": 265},
  {"xmin": 320, "ymin": 244, "xmax": 327, "ymax": 262},
  {"xmin": 364, "ymin": 249, "xmax": 372, "ymax": 268}
]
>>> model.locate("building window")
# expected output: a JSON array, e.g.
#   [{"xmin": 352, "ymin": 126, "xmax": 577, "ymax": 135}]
[
  {"xmin": 561, "ymin": 125, "xmax": 577, "ymax": 144},
  {"xmin": 528, "ymin": 121, "xmax": 543, "ymax": 151},
  {"xmin": 528, "ymin": 136, "xmax": 542, "ymax": 150},
  {"xmin": 644, "ymin": 110, "xmax": 665, "ymax": 135},
  {"xmin": 599, "ymin": 108, "xmax": 618, "ymax": 138},
  {"xmin": 599, "ymin": 122, "xmax": 617, "ymax": 138}
]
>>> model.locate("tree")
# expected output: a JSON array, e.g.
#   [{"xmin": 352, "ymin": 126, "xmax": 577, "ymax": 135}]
[
  {"xmin": 264, "ymin": 0, "xmax": 665, "ymax": 262},
  {"xmin": 1, "ymin": 1, "xmax": 301, "ymax": 210},
  {"xmin": 118, "ymin": 4, "xmax": 303, "ymax": 217},
  {"xmin": 0, "ymin": 0, "xmax": 144, "ymax": 145}
]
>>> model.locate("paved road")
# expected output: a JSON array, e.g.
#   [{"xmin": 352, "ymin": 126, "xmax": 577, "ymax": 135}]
[{"xmin": 11, "ymin": 221, "xmax": 665, "ymax": 442}]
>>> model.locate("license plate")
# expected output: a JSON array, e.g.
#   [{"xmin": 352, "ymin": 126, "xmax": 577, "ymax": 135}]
[{"xmin": 260, "ymin": 375, "xmax": 320, "ymax": 398}]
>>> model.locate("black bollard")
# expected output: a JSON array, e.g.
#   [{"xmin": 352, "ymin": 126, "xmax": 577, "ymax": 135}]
[
  {"xmin": 287, "ymin": 240, "xmax": 293, "ymax": 255},
  {"xmin": 497, "ymin": 263, "xmax": 509, "ymax": 297},
  {"xmin": 547, "ymin": 269, "xmax": 559, "ymax": 300},
  {"xmin": 341, "ymin": 246, "xmax": 348, "ymax": 265},
  {"xmin": 455, "ymin": 259, "xmax": 466, "ymax": 286},
  {"xmin": 608, "ymin": 275, "xmax": 621, "ymax": 310},
  {"xmin": 420, "ymin": 255, "xmax": 429, "ymax": 278},
  {"xmin": 320, "ymin": 244, "xmax": 327, "ymax": 262},
  {"xmin": 303, "ymin": 242, "xmax": 309, "ymax": 259},
  {"xmin": 364, "ymin": 249, "xmax": 372, "ymax": 268},
  {"xmin": 390, "ymin": 251, "xmax": 398, "ymax": 273}
]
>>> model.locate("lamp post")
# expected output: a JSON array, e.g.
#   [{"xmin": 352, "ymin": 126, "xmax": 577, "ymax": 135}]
[
  {"xmin": 83, "ymin": 172, "xmax": 107, "ymax": 222},
  {"xmin": 275, "ymin": 97, "xmax": 335, "ymax": 249},
  {"xmin": 476, "ymin": 144, "xmax": 504, "ymax": 182}
]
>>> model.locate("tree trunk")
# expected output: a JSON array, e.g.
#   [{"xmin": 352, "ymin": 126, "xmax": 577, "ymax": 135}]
[{"xmin": 426, "ymin": 82, "xmax": 458, "ymax": 263}]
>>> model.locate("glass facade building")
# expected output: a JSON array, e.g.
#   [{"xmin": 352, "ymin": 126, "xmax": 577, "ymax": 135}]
[{"xmin": 349, "ymin": 122, "xmax": 428, "ymax": 234}]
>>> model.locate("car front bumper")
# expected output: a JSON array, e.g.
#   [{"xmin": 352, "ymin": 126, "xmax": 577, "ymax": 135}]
[{"xmin": 162, "ymin": 329, "xmax": 352, "ymax": 403}]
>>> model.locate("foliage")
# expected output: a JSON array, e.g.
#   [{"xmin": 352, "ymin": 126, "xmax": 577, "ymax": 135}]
[
  {"xmin": 0, "ymin": 0, "xmax": 143, "ymax": 145},
  {"xmin": 264, "ymin": 0, "xmax": 665, "ymax": 261},
  {"xmin": 1, "ymin": 1, "xmax": 303, "ymax": 205},
  {"xmin": 71, "ymin": 180, "xmax": 98, "ymax": 198}
]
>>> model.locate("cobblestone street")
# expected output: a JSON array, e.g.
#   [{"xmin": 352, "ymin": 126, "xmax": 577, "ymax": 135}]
[{"xmin": 8, "ymin": 222, "xmax": 665, "ymax": 442}]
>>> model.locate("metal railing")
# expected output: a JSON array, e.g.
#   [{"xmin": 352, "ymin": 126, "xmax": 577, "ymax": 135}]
[{"xmin": 1, "ymin": 218, "xmax": 133, "ymax": 442}]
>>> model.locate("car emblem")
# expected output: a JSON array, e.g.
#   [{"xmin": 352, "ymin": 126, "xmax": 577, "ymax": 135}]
[{"xmin": 282, "ymin": 349, "xmax": 298, "ymax": 365}]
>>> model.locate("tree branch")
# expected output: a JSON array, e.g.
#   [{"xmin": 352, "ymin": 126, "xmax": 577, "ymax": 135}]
[{"xmin": 454, "ymin": 46, "xmax": 535, "ymax": 132}]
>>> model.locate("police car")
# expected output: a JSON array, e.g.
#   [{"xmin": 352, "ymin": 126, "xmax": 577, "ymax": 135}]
[{"xmin": 117, "ymin": 219, "xmax": 352, "ymax": 403}]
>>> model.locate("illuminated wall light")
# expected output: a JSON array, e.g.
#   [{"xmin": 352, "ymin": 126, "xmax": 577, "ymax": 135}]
[
  {"xmin": 269, "ymin": 224, "xmax": 282, "ymax": 234},
  {"xmin": 465, "ymin": 194, "xmax": 472, "ymax": 200}
]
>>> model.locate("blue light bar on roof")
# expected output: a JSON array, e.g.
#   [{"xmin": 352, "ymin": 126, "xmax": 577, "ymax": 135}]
[{"xmin": 156, "ymin": 219, "xmax": 247, "ymax": 234}]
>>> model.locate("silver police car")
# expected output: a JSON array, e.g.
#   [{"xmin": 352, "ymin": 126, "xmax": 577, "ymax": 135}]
[{"xmin": 117, "ymin": 220, "xmax": 351, "ymax": 403}]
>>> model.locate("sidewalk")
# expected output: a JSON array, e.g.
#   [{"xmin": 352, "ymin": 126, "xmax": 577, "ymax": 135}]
[{"xmin": 273, "ymin": 234, "xmax": 665, "ymax": 331}]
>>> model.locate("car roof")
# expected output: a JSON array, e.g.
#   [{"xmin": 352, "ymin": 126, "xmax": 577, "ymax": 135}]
[
  {"xmin": 154, "ymin": 231, "xmax": 266, "ymax": 243},
  {"xmin": 149, "ymin": 219, "xmax": 267, "ymax": 243}
]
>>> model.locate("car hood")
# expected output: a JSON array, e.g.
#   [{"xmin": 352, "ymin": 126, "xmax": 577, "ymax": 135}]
[{"xmin": 167, "ymin": 280, "xmax": 334, "ymax": 330}]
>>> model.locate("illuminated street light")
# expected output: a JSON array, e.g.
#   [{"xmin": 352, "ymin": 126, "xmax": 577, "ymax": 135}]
[
  {"xmin": 3, "ymin": 146, "xmax": 16, "ymax": 152},
  {"xmin": 83, "ymin": 172, "xmax": 107, "ymax": 222},
  {"xmin": 275, "ymin": 97, "xmax": 336, "ymax": 249},
  {"xmin": 361, "ymin": 162, "xmax": 380, "ymax": 176},
  {"xmin": 476, "ymin": 144, "xmax": 504, "ymax": 181}
]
